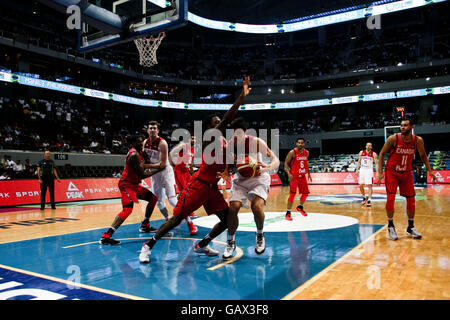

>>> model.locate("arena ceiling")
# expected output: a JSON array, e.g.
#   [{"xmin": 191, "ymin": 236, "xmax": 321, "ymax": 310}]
[
  {"xmin": 188, "ymin": 0, "xmax": 380, "ymax": 24},
  {"xmin": 93, "ymin": 0, "xmax": 382, "ymax": 24}
]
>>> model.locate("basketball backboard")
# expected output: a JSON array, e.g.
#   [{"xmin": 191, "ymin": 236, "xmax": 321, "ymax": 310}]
[
  {"xmin": 78, "ymin": 0, "xmax": 187, "ymax": 51},
  {"xmin": 384, "ymin": 125, "xmax": 415, "ymax": 141}
]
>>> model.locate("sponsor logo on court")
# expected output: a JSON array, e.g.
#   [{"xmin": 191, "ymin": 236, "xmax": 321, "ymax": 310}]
[
  {"xmin": 194, "ymin": 211, "xmax": 358, "ymax": 232},
  {"xmin": 0, "ymin": 267, "xmax": 128, "ymax": 300},
  {"xmin": 0, "ymin": 217, "xmax": 79, "ymax": 229}
]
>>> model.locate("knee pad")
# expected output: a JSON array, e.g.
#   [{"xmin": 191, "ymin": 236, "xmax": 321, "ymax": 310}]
[
  {"xmin": 300, "ymin": 193, "xmax": 308, "ymax": 203},
  {"xmin": 288, "ymin": 192, "xmax": 296, "ymax": 202},
  {"xmin": 386, "ymin": 193, "xmax": 396, "ymax": 212},
  {"xmin": 406, "ymin": 196, "xmax": 415, "ymax": 211},
  {"xmin": 118, "ymin": 206, "xmax": 133, "ymax": 220}
]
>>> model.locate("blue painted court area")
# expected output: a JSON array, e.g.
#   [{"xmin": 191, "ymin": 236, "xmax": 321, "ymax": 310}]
[{"xmin": 0, "ymin": 219, "xmax": 383, "ymax": 300}]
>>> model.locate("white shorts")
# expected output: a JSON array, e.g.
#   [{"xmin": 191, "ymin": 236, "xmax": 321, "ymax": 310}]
[
  {"xmin": 230, "ymin": 172, "xmax": 271, "ymax": 204},
  {"xmin": 358, "ymin": 169, "xmax": 374, "ymax": 185},
  {"xmin": 151, "ymin": 165, "xmax": 177, "ymax": 201}
]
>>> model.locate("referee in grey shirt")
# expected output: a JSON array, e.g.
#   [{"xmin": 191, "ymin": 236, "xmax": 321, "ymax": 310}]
[{"xmin": 37, "ymin": 150, "xmax": 61, "ymax": 210}]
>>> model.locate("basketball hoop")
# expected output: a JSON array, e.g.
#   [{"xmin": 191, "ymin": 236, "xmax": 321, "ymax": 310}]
[{"xmin": 134, "ymin": 32, "xmax": 166, "ymax": 67}]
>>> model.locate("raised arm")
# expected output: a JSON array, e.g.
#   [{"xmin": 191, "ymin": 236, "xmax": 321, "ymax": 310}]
[{"xmin": 215, "ymin": 77, "xmax": 251, "ymax": 134}]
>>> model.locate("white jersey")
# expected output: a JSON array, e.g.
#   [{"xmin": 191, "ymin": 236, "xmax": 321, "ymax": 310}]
[
  {"xmin": 228, "ymin": 135, "xmax": 271, "ymax": 202},
  {"xmin": 143, "ymin": 137, "xmax": 176, "ymax": 200},
  {"xmin": 143, "ymin": 137, "xmax": 170, "ymax": 166},
  {"xmin": 360, "ymin": 150, "xmax": 374, "ymax": 171}
]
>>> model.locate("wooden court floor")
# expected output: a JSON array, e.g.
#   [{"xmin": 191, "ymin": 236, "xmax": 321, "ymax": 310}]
[{"xmin": 0, "ymin": 184, "xmax": 448, "ymax": 300}]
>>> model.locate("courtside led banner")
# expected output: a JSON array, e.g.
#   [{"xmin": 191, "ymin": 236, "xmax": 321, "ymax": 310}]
[
  {"xmin": 1, "ymin": 70, "xmax": 450, "ymax": 111},
  {"xmin": 428, "ymin": 170, "xmax": 450, "ymax": 184},
  {"xmin": 0, "ymin": 178, "xmax": 150, "ymax": 207},
  {"xmin": 0, "ymin": 175, "xmax": 282, "ymax": 206},
  {"xmin": 309, "ymin": 172, "xmax": 384, "ymax": 185}
]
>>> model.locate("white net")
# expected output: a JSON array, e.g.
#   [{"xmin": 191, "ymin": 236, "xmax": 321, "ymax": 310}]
[{"xmin": 134, "ymin": 32, "xmax": 166, "ymax": 67}]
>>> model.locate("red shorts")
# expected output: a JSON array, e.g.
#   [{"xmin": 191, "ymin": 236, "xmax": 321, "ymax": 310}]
[
  {"xmin": 173, "ymin": 178, "xmax": 228, "ymax": 218},
  {"xmin": 118, "ymin": 180, "xmax": 151, "ymax": 207},
  {"xmin": 290, "ymin": 175, "xmax": 310, "ymax": 195},
  {"xmin": 384, "ymin": 169, "xmax": 415, "ymax": 198},
  {"xmin": 174, "ymin": 168, "xmax": 191, "ymax": 192}
]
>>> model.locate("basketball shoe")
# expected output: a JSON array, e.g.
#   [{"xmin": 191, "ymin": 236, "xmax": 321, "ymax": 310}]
[
  {"xmin": 188, "ymin": 221, "xmax": 198, "ymax": 235},
  {"xmin": 139, "ymin": 223, "xmax": 158, "ymax": 233},
  {"xmin": 285, "ymin": 211, "xmax": 293, "ymax": 221},
  {"xmin": 388, "ymin": 226, "xmax": 398, "ymax": 241},
  {"xmin": 222, "ymin": 240, "xmax": 236, "ymax": 260},
  {"xmin": 255, "ymin": 232, "xmax": 266, "ymax": 254},
  {"xmin": 99, "ymin": 234, "xmax": 121, "ymax": 245},
  {"xmin": 139, "ymin": 244, "xmax": 151, "ymax": 263},
  {"xmin": 296, "ymin": 205, "xmax": 308, "ymax": 217},
  {"xmin": 193, "ymin": 242, "xmax": 219, "ymax": 256},
  {"xmin": 406, "ymin": 227, "xmax": 422, "ymax": 239},
  {"xmin": 361, "ymin": 196, "xmax": 368, "ymax": 206}
]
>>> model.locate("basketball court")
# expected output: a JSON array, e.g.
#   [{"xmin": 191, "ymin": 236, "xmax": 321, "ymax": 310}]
[
  {"xmin": 1, "ymin": 184, "xmax": 448, "ymax": 300},
  {"xmin": 0, "ymin": 0, "xmax": 449, "ymax": 310}
]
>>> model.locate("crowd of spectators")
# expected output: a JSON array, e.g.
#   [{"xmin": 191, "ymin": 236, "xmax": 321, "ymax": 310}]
[
  {"xmin": 1, "ymin": 92, "xmax": 447, "ymax": 155},
  {"xmin": 0, "ymin": 95, "xmax": 133, "ymax": 154},
  {"xmin": 0, "ymin": 154, "xmax": 37, "ymax": 180}
]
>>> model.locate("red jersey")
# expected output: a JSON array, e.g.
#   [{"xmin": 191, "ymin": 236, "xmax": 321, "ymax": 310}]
[
  {"xmin": 175, "ymin": 145, "xmax": 194, "ymax": 172},
  {"xmin": 386, "ymin": 133, "xmax": 417, "ymax": 172},
  {"xmin": 290, "ymin": 148, "xmax": 309, "ymax": 176},
  {"xmin": 120, "ymin": 148, "xmax": 143, "ymax": 184},
  {"xmin": 191, "ymin": 137, "xmax": 226, "ymax": 185}
]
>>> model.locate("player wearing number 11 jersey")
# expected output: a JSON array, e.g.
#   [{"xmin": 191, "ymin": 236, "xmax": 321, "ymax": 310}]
[{"xmin": 377, "ymin": 117, "xmax": 437, "ymax": 241}]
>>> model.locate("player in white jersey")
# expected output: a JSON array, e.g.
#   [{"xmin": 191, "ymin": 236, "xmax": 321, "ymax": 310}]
[
  {"xmin": 224, "ymin": 118, "xmax": 280, "ymax": 260},
  {"xmin": 140, "ymin": 120, "xmax": 197, "ymax": 235},
  {"xmin": 355, "ymin": 142, "xmax": 378, "ymax": 207}
]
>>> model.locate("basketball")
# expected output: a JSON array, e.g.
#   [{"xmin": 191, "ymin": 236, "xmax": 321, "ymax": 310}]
[{"xmin": 237, "ymin": 156, "xmax": 260, "ymax": 178}]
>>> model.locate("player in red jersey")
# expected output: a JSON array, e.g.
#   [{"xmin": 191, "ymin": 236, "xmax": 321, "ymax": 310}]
[
  {"xmin": 170, "ymin": 135, "xmax": 196, "ymax": 196},
  {"xmin": 99, "ymin": 135, "xmax": 163, "ymax": 245},
  {"xmin": 139, "ymin": 77, "xmax": 251, "ymax": 263},
  {"xmin": 355, "ymin": 142, "xmax": 378, "ymax": 207},
  {"xmin": 377, "ymin": 117, "xmax": 437, "ymax": 240},
  {"xmin": 170, "ymin": 134, "xmax": 197, "ymax": 217},
  {"xmin": 284, "ymin": 138, "xmax": 312, "ymax": 220}
]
